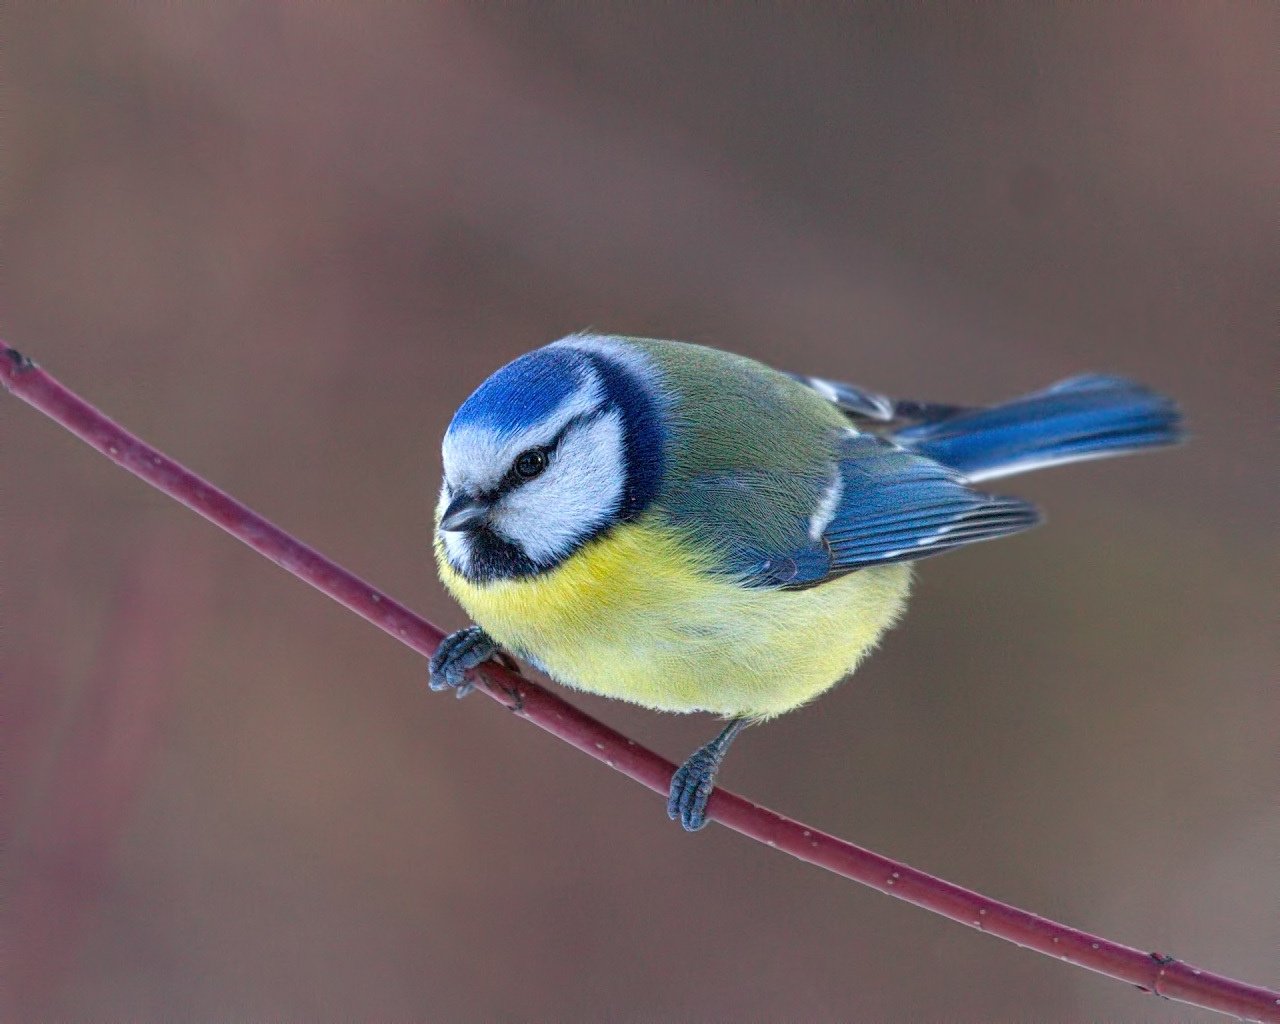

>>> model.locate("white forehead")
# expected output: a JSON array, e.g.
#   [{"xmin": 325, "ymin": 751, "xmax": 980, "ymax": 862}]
[{"xmin": 443, "ymin": 370, "xmax": 604, "ymax": 493}]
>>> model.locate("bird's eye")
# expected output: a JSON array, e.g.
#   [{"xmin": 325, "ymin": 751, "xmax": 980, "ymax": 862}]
[{"xmin": 513, "ymin": 448, "xmax": 548, "ymax": 480}]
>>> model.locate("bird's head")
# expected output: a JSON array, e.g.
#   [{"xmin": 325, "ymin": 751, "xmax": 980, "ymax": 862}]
[{"xmin": 437, "ymin": 337, "xmax": 665, "ymax": 582}]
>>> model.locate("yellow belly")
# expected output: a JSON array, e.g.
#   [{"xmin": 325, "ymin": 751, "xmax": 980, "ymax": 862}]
[{"xmin": 436, "ymin": 518, "xmax": 911, "ymax": 720}]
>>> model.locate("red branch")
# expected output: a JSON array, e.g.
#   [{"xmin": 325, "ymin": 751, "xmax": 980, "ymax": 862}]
[{"xmin": 4, "ymin": 340, "xmax": 1276, "ymax": 1023}]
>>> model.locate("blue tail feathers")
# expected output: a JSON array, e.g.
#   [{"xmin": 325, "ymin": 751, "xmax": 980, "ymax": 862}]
[{"xmin": 891, "ymin": 375, "xmax": 1184, "ymax": 482}]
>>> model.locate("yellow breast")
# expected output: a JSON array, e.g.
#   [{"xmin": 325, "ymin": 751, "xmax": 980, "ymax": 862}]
[{"xmin": 436, "ymin": 518, "xmax": 911, "ymax": 720}]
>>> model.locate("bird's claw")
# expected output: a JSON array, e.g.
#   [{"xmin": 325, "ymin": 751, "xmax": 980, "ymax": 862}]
[
  {"xmin": 667, "ymin": 744, "xmax": 724, "ymax": 832},
  {"xmin": 667, "ymin": 719, "xmax": 747, "ymax": 832},
  {"xmin": 429, "ymin": 626, "xmax": 497, "ymax": 698}
]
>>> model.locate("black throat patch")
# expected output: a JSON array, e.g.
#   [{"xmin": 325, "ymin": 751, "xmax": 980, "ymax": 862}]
[{"xmin": 454, "ymin": 525, "xmax": 542, "ymax": 583}]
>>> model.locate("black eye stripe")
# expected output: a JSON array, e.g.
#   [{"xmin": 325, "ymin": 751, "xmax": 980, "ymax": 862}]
[
  {"xmin": 478, "ymin": 404, "xmax": 610, "ymax": 501},
  {"xmin": 545, "ymin": 405, "xmax": 607, "ymax": 451}
]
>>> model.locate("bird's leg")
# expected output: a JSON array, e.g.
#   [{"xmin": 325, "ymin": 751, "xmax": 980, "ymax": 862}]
[
  {"xmin": 429, "ymin": 625, "xmax": 497, "ymax": 698},
  {"xmin": 667, "ymin": 718, "xmax": 749, "ymax": 832}
]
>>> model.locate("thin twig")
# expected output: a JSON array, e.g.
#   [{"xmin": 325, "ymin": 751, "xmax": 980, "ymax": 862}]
[{"xmin": 3, "ymin": 340, "xmax": 1276, "ymax": 1023}]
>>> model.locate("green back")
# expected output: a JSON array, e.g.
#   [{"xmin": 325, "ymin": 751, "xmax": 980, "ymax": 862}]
[{"xmin": 625, "ymin": 338, "xmax": 847, "ymax": 566}]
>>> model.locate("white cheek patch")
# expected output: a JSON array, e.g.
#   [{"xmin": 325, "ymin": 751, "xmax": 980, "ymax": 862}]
[
  {"xmin": 435, "ymin": 483, "xmax": 473, "ymax": 573},
  {"xmin": 442, "ymin": 377, "xmax": 604, "ymax": 495},
  {"xmin": 441, "ymin": 529, "xmax": 474, "ymax": 573},
  {"xmin": 488, "ymin": 411, "xmax": 626, "ymax": 563}
]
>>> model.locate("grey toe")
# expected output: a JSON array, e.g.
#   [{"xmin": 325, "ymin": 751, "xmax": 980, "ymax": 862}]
[{"xmin": 429, "ymin": 626, "xmax": 497, "ymax": 696}]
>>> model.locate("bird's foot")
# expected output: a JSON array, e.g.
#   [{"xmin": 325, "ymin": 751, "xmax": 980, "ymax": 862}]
[
  {"xmin": 667, "ymin": 719, "xmax": 747, "ymax": 832},
  {"xmin": 429, "ymin": 626, "xmax": 497, "ymax": 698},
  {"xmin": 667, "ymin": 745, "xmax": 724, "ymax": 832}
]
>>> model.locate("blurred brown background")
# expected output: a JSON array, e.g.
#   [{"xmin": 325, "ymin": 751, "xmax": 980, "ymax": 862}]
[{"xmin": 3, "ymin": 4, "xmax": 1276, "ymax": 1021}]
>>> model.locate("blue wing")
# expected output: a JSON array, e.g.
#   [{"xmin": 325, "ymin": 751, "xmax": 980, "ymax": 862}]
[
  {"xmin": 665, "ymin": 433, "xmax": 1040, "ymax": 590},
  {"xmin": 666, "ymin": 366, "xmax": 1177, "ymax": 589},
  {"xmin": 762, "ymin": 434, "xmax": 1040, "ymax": 588}
]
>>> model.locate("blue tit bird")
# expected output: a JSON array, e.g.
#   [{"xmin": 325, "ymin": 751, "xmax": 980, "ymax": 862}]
[{"xmin": 430, "ymin": 334, "xmax": 1183, "ymax": 830}]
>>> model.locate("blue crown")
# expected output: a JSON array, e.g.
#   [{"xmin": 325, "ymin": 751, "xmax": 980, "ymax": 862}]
[{"xmin": 447, "ymin": 348, "xmax": 588, "ymax": 437}]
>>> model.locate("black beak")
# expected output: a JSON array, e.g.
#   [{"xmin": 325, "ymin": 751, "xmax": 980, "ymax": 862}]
[{"xmin": 439, "ymin": 492, "xmax": 490, "ymax": 533}]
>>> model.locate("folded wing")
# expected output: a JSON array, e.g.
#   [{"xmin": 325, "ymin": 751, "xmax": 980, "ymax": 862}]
[{"xmin": 666, "ymin": 433, "xmax": 1040, "ymax": 590}]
